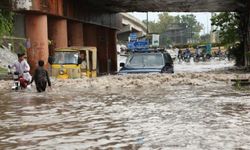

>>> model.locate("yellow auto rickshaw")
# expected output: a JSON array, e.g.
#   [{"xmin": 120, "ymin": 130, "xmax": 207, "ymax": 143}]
[{"xmin": 50, "ymin": 46, "xmax": 97, "ymax": 79}]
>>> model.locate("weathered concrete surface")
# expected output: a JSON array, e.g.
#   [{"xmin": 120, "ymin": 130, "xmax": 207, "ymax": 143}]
[
  {"xmin": 68, "ymin": 21, "xmax": 84, "ymax": 46},
  {"xmin": 25, "ymin": 15, "xmax": 48, "ymax": 74},
  {"xmin": 48, "ymin": 18, "xmax": 68, "ymax": 49},
  {"xmin": 84, "ymin": 0, "xmax": 244, "ymax": 12},
  {"xmin": 0, "ymin": 0, "xmax": 245, "ymax": 12}
]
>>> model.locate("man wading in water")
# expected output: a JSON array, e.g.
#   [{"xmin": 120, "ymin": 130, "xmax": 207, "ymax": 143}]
[{"xmin": 31, "ymin": 60, "xmax": 51, "ymax": 92}]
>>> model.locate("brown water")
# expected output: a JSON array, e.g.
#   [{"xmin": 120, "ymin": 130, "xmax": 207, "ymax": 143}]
[
  {"xmin": 1, "ymin": 61, "xmax": 250, "ymax": 150},
  {"xmin": 0, "ymin": 85, "xmax": 250, "ymax": 150}
]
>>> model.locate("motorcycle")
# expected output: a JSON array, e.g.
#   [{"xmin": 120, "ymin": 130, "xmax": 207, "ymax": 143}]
[
  {"xmin": 183, "ymin": 54, "xmax": 191, "ymax": 62},
  {"xmin": 8, "ymin": 66, "xmax": 32, "ymax": 91},
  {"xmin": 193, "ymin": 54, "xmax": 201, "ymax": 62}
]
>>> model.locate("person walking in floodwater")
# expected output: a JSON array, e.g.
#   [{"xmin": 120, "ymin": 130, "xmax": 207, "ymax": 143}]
[{"xmin": 31, "ymin": 60, "xmax": 51, "ymax": 92}]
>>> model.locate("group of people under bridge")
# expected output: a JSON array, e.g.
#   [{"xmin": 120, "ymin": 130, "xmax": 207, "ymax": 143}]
[{"xmin": 175, "ymin": 47, "xmax": 228, "ymax": 62}]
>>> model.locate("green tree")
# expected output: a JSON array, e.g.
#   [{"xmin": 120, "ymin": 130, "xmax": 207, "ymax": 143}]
[
  {"xmin": 143, "ymin": 13, "xmax": 203, "ymax": 42},
  {"xmin": 0, "ymin": 9, "xmax": 14, "ymax": 37},
  {"xmin": 143, "ymin": 20, "xmax": 160, "ymax": 33},
  {"xmin": 143, "ymin": 13, "xmax": 175, "ymax": 33},
  {"xmin": 211, "ymin": 12, "xmax": 246, "ymax": 66},
  {"xmin": 176, "ymin": 14, "xmax": 203, "ymax": 42},
  {"xmin": 200, "ymin": 34, "xmax": 210, "ymax": 43},
  {"xmin": 211, "ymin": 12, "xmax": 240, "ymax": 45},
  {"xmin": 157, "ymin": 12, "xmax": 176, "ymax": 32}
]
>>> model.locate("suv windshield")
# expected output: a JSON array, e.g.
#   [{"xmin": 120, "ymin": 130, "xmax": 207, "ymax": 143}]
[
  {"xmin": 54, "ymin": 52, "xmax": 79, "ymax": 64},
  {"xmin": 127, "ymin": 53, "xmax": 164, "ymax": 68}
]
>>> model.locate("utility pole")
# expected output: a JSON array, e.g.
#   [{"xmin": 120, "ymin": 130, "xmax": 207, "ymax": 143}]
[
  {"xmin": 206, "ymin": 13, "xmax": 210, "ymax": 43},
  {"xmin": 147, "ymin": 12, "xmax": 149, "ymax": 34},
  {"xmin": 210, "ymin": 13, "xmax": 216, "ymax": 43}
]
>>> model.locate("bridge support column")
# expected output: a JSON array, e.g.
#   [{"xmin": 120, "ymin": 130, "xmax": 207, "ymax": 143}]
[
  {"xmin": 247, "ymin": 8, "xmax": 250, "ymax": 67},
  {"xmin": 25, "ymin": 14, "xmax": 48, "ymax": 74},
  {"xmin": 68, "ymin": 21, "xmax": 83, "ymax": 46},
  {"xmin": 96, "ymin": 27, "xmax": 108, "ymax": 74},
  {"xmin": 108, "ymin": 29, "xmax": 117, "ymax": 73},
  {"xmin": 48, "ymin": 18, "xmax": 68, "ymax": 55},
  {"xmin": 242, "ymin": 2, "xmax": 250, "ymax": 68},
  {"xmin": 82, "ymin": 24, "xmax": 117, "ymax": 74},
  {"xmin": 83, "ymin": 24, "xmax": 97, "ymax": 47}
]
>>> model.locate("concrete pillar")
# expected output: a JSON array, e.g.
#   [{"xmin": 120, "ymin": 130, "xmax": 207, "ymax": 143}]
[
  {"xmin": 108, "ymin": 29, "xmax": 117, "ymax": 73},
  {"xmin": 57, "ymin": 0, "xmax": 64, "ymax": 16},
  {"xmin": 247, "ymin": 3, "xmax": 250, "ymax": 67},
  {"xmin": 32, "ymin": 0, "xmax": 41, "ymax": 11},
  {"xmin": 96, "ymin": 26, "xmax": 108, "ymax": 74},
  {"xmin": 25, "ymin": 14, "xmax": 48, "ymax": 74},
  {"xmin": 83, "ymin": 24, "xmax": 97, "ymax": 46},
  {"xmin": 48, "ymin": 18, "xmax": 68, "ymax": 51},
  {"xmin": 68, "ymin": 21, "xmax": 83, "ymax": 46},
  {"xmin": 48, "ymin": 0, "xmax": 64, "ymax": 16}
]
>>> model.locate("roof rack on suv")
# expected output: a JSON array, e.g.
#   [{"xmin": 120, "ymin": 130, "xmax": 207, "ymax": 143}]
[{"xmin": 131, "ymin": 48, "xmax": 166, "ymax": 53}]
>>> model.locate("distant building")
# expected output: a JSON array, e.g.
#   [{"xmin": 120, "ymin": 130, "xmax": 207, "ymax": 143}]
[{"xmin": 160, "ymin": 23, "xmax": 189, "ymax": 46}]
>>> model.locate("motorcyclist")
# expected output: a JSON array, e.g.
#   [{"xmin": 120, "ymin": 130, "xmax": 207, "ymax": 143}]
[
  {"xmin": 217, "ymin": 48, "xmax": 222, "ymax": 57},
  {"xmin": 183, "ymin": 48, "xmax": 191, "ymax": 61},
  {"xmin": 194, "ymin": 47, "xmax": 201, "ymax": 61},
  {"xmin": 178, "ymin": 49, "xmax": 182, "ymax": 61},
  {"xmin": 8, "ymin": 53, "xmax": 32, "ymax": 88}
]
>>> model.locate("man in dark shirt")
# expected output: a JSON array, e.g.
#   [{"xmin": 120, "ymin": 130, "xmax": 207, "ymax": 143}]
[{"xmin": 31, "ymin": 60, "xmax": 51, "ymax": 92}]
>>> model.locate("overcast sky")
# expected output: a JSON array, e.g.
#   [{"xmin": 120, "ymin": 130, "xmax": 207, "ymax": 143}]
[{"xmin": 129, "ymin": 12, "xmax": 212, "ymax": 35}]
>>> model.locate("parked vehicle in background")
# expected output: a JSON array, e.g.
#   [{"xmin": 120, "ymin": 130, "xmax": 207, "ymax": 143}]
[{"xmin": 119, "ymin": 50, "xmax": 174, "ymax": 74}]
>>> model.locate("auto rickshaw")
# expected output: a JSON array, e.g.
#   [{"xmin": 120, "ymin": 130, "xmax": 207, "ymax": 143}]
[
  {"xmin": 78, "ymin": 47, "xmax": 97, "ymax": 78},
  {"xmin": 50, "ymin": 46, "xmax": 97, "ymax": 79}
]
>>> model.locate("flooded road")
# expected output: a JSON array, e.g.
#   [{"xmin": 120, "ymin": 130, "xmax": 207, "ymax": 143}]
[{"xmin": 1, "ymin": 60, "xmax": 250, "ymax": 150}]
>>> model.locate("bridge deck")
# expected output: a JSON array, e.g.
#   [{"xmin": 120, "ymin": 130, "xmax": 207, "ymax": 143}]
[{"xmin": 84, "ymin": 0, "xmax": 244, "ymax": 12}]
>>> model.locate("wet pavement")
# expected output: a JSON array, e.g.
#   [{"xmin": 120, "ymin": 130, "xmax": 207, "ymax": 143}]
[{"xmin": 1, "ymin": 60, "xmax": 250, "ymax": 150}]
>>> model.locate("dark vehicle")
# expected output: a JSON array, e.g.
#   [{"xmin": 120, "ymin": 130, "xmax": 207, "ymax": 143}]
[{"xmin": 119, "ymin": 51, "xmax": 174, "ymax": 74}]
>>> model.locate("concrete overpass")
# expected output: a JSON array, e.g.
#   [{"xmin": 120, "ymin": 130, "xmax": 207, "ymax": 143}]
[
  {"xmin": 82, "ymin": 0, "xmax": 244, "ymax": 12},
  {"xmin": 117, "ymin": 13, "xmax": 147, "ymax": 43},
  {"xmin": 0, "ymin": 0, "xmax": 250, "ymax": 72},
  {"xmin": 0, "ymin": 0, "xmax": 122, "ymax": 74}
]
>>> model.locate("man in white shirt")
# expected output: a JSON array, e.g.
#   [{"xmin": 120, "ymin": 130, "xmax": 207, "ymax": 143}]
[
  {"xmin": 9, "ymin": 53, "xmax": 30, "ymax": 74},
  {"xmin": 9, "ymin": 53, "xmax": 32, "ymax": 88}
]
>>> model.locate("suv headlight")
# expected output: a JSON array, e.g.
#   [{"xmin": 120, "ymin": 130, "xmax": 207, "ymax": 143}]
[{"xmin": 59, "ymin": 70, "xmax": 64, "ymax": 75}]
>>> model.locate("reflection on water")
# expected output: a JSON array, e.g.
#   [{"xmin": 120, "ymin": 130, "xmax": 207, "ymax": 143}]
[
  {"xmin": 1, "ymin": 84, "xmax": 250, "ymax": 150},
  {"xmin": 1, "ymin": 60, "xmax": 250, "ymax": 149}
]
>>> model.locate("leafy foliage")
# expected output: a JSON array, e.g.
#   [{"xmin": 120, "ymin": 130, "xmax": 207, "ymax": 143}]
[
  {"xmin": 157, "ymin": 13, "xmax": 176, "ymax": 33},
  {"xmin": 228, "ymin": 42, "xmax": 245, "ymax": 66},
  {"xmin": 211, "ymin": 12, "xmax": 247, "ymax": 66},
  {"xmin": 144, "ymin": 13, "xmax": 202, "ymax": 33},
  {"xmin": 200, "ymin": 34, "xmax": 210, "ymax": 43},
  {"xmin": 0, "ymin": 9, "xmax": 14, "ymax": 37},
  {"xmin": 211, "ymin": 12, "xmax": 240, "ymax": 45},
  {"xmin": 143, "ymin": 13, "xmax": 176, "ymax": 33},
  {"xmin": 175, "ymin": 14, "xmax": 203, "ymax": 40},
  {"xmin": 143, "ymin": 13, "xmax": 203, "ymax": 45},
  {"xmin": 0, "ymin": 66, "xmax": 7, "ymax": 74},
  {"xmin": 143, "ymin": 20, "xmax": 161, "ymax": 33}
]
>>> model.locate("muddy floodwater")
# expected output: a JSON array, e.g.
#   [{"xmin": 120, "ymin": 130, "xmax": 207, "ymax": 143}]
[{"xmin": 1, "ymin": 60, "xmax": 250, "ymax": 150}]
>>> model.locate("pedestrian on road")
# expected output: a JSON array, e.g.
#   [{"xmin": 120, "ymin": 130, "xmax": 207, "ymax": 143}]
[{"xmin": 31, "ymin": 60, "xmax": 51, "ymax": 92}]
